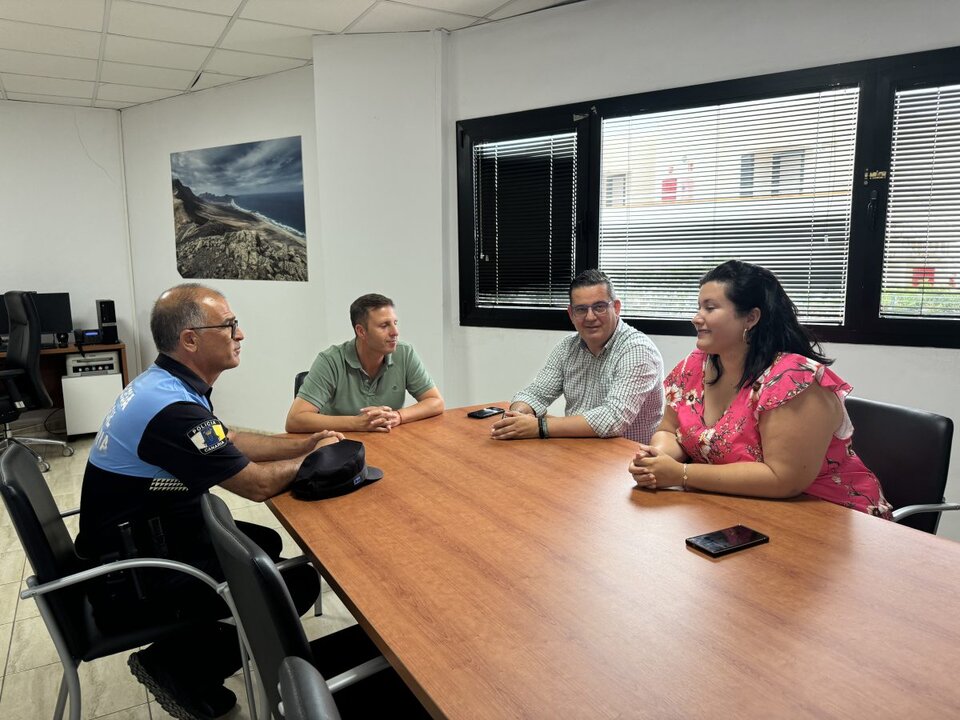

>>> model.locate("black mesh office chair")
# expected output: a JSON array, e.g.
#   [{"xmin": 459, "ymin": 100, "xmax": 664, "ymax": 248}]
[
  {"xmin": 201, "ymin": 493, "xmax": 430, "ymax": 719},
  {"xmin": 278, "ymin": 656, "xmax": 342, "ymax": 720},
  {"xmin": 846, "ymin": 396, "xmax": 957, "ymax": 534},
  {"xmin": 0, "ymin": 291, "xmax": 73, "ymax": 471},
  {"xmin": 0, "ymin": 444, "xmax": 252, "ymax": 720}
]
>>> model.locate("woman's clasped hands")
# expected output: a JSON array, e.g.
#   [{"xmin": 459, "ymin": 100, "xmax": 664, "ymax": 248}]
[{"xmin": 629, "ymin": 444, "xmax": 685, "ymax": 490}]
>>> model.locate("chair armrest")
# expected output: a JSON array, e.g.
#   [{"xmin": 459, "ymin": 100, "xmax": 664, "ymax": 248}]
[
  {"xmin": 326, "ymin": 655, "xmax": 391, "ymax": 693},
  {"xmin": 276, "ymin": 555, "xmax": 311, "ymax": 572},
  {"xmin": 20, "ymin": 557, "xmax": 222, "ymax": 600},
  {"xmin": 892, "ymin": 502, "xmax": 960, "ymax": 523},
  {"xmin": 60, "ymin": 507, "xmax": 80, "ymax": 518}
]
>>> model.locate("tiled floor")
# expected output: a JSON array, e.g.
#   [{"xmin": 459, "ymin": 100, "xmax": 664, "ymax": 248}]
[{"xmin": 0, "ymin": 436, "xmax": 357, "ymax": 719}]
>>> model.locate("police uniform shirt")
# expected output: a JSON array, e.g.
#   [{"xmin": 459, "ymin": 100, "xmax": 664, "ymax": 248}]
[{"xmin": 76, "ymin": 353, "xmax": 250, "ymax": 565}]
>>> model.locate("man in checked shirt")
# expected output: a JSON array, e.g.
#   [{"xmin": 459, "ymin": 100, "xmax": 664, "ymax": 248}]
[{"xmin": 492, "ymin": 269, "xmax": 664, "ymax": 443}]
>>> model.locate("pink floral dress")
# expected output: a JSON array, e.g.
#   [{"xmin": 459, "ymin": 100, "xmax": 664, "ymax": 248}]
[{"xmin": 665, "ymin": 350, "xmax": 892, "ymax": 518}]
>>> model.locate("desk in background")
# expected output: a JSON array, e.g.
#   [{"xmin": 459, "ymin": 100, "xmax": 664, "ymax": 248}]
[
  {"xmin": 271, "ymin": 405, "xmax": 960, "ymax": 719},
  {"xmin": 0, "ymin": 343, "xmax": 129, "ymax": 435}
]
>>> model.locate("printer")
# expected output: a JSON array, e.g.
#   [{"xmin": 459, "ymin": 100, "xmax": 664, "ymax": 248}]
[{"xmin": 65, "ymin": 351, "xmax": 121, "ymax": 377}]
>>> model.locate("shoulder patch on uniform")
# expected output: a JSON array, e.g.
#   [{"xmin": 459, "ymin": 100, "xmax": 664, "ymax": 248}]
[{"xmin": 188, "ymin": 419, "xmax": 228, "ymax": 454}]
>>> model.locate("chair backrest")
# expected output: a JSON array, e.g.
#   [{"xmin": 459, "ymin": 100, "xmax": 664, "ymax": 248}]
[
  {"xmin": 0, "ymin": 444, "xmax": 88, "ymax": 653},
  {"xmin": 294, "ymin": 371, "xmax": 308, "ymax": 399},
  {"xmin": 3, "ymin": 291, "xmax": 52, "ymax": 408},
  {"xmin": 846, "ymin": 396, "xmax": 954, "ymax": 534},
  {"xmin": 201, "ymin": 493, "xmax": 314, "ymax": 718},
  {"xmin": 278, "ymin": 656, "xmax": 342, "ymax": 720}
]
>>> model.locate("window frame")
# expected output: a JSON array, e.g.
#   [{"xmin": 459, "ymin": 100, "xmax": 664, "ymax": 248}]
[{"xmin": 455, "ymin": 45, "xmax": 960, "ymax": 348}]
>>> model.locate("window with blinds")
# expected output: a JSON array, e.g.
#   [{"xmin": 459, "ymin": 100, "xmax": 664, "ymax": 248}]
[
  {"xmin": 598, "ymin": 88, "xmax": 860, "ymax": 325},
  {"xmin": 472, "ymin": 133, "xmax": 577, "ymax": 309},
  {"xmin": 881, "ymin": 83, "xmax": 960, "ymax": 319}
]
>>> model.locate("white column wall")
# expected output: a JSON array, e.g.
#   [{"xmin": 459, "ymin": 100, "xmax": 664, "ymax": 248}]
[{"xmin": 311, "ymin": 31, "xmax": 445, "ymax": 404}]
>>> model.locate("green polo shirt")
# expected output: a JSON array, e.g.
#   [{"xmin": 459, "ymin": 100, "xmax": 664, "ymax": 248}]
[{"xmin": 298, "ymin": 339, "xmax": 435, "ymax": 416}]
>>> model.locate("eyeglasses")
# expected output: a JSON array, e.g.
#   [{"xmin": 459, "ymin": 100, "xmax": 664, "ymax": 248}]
[
  {"xmin": 571, "ymin": 301, "xmax": 613, "ymax": 317},
  {"xmin": 190, "ymin": 318, "xmax": 240, "ymax": 339}
]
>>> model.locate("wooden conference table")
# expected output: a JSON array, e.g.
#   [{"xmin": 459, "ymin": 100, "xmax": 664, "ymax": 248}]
[{"xmin": 270, "ymin": 405, "xmax": 960, "ymax": 719}]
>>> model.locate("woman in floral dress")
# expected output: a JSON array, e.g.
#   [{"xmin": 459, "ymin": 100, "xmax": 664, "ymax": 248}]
[{"xmin": 628, "ymin": 260, "xmax": 891, "ymax": 517}]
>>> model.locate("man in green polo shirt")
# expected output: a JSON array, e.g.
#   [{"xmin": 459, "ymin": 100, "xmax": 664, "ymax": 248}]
[{"xmin": 285, "ymin": 293, "xmax": 444, "ymax": 433}]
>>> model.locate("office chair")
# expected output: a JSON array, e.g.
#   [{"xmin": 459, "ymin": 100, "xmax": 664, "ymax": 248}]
[
  {"xmin": 294, "ymin": 370, "xmax": 308, "ymax": 398},
  {"xmin": 0, "ymin": 444, "xmax": 252, "ymax": 720},
  {"xmin": 278, "ymin": 657, "xmax": 342, "ymax": 720},
  {"xmin": 846, "ymin": 396, "xmax": 957, "ymax": 534},
  {"xmin": 1, "ymin": 291, "xmax": 73, "ymax": 472},
  {"xmin": 201, "ymin": 493, "xmax": 430, "ymax": 719}
]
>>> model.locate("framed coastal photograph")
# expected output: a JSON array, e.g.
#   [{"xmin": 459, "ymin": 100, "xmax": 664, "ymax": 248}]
[{"xmin": 170, "ymin": 136, "xmax": 307, "ymax": 281}]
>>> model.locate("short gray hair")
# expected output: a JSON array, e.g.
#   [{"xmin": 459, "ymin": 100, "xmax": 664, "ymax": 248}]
[{"xmin": 150, "ymin": 283, "xmax": 224, "ymax": 353}]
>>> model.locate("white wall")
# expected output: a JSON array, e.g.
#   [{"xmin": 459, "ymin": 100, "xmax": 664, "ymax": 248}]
[
  {"xmin": 0, "ymin": 101, "xmax": 135, "ymax": 354},
  {"xmin": 120, "ymin": 66, "xmax": 324, "ymax": 432},
  {"xmin": 312, "ymin": 31, "xmax": 445, "ymax": 402},
  {"xmin": 440, "ymin": 0, "xmax": 960, "ymax": 536}
]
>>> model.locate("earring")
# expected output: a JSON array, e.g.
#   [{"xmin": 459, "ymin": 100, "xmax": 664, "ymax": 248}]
[{"xmin": 742, "ymin": 327, "xmax": 749, "ymax": 344}]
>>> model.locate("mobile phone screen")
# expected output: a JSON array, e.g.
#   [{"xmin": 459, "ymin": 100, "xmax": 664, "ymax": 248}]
[{"xmin": 685, "ymin": 525, "xmax": 769, "ymax": 557}]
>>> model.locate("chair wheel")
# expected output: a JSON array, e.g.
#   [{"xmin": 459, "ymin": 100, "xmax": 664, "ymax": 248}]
[
  {"xmin": 39, "ymin": 461, "xmax": 51, "ymax": 473},
  {"xmin": 63, "ymin": 446, "xmax": 75, "ymax": 457}
]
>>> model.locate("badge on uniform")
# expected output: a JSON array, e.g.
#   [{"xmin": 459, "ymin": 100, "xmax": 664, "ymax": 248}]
[{"xmin": 188, "ymin": 420, "xmax": 228, "ymax": 454}]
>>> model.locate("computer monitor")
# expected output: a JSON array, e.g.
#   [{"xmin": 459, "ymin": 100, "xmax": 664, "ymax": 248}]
[{"xmin": 34, "ymin": 292, "xmax": 74, "ymax": 335}]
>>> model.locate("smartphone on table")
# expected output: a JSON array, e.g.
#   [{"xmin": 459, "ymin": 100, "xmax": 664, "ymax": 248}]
[
  {"xmin": 685, "ymin": 525, "xmax": 769, "ymax": 557},
  {"xmin": 467, "ymin": 407, "xmax": 506, "ymax": 419}
]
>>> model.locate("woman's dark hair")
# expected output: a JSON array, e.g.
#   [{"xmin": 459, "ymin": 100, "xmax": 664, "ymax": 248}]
[{"xmin": 700, "ymin": 260, "xmax": 832, "ymax": 389}]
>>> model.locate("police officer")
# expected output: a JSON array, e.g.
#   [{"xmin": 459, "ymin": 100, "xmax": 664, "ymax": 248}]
[{"xmin": 77, "ymin": 283, "xmax": 339, "ymax": 720}]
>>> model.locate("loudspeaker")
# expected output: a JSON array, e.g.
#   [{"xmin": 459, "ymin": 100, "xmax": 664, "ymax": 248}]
[{"xmin": 96, "ymin": 299, "xmax": 119, "ymax": 344}]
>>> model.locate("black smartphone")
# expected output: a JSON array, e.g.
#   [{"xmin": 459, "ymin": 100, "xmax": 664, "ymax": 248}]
[
  {"xmin": 467, "ymin": 407, "xmax": 505, "ymax": 419},
  {"xmin": 685, "ymin": 525, "xmax": 769, "ymax": 557}
]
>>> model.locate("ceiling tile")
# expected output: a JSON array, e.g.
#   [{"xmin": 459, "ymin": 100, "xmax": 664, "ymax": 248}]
[
  {"xmin": 1, "ymin": 73, "xmax": 94, "ymax": 98},
  {"xmin": 6, "ymin": 92, "xmax": 93, "ymax": 106},
  {"xmin": 191, "ymin": 70, "xmax": 244, "ymax": 91},
  {"xmin": 108, "ymin": 0, "xmax": 230, "ymax": 45},
  {"xmin": 0, "ymin": 19, "xmax": 101, "ymax": 58},
  {"xmin": 0, "ymin": 48, "xmax": 97, "ymax": 81},
  {"xmin": 100, "ymin": 61, "xmax": 196, "ymax": 90},
  {"xmin": 241, "ymin": 0, "xmax": 370, "ymax": 33},
  {"xmin": 400, "ymin": 0, "xmax": 501, "ymax": 17},
  {"xmin": 123, "ymin": 0, "xmax": 242, "ymax": 16},
  {"xmin": 204, "ymin": 49, "xmax": 306, "ymax": 77},
  {"xmin": 220, "ymin": 19, "xmax": 315, "ymax": 60},
  {"xmin": 488, "ymin": 0, "xmax": 567, "ymax": 20},
  {"xmin": 0, "ymin": 0, "xmax": 105, "ymax": 31},
  {"xmin": 96, "ymin": 99, "xmax": 136, "ymax": 109},
  {"xmin": 96, "ymin": 82, "xmax": 180, "ymax": 102},
  {"xmin": 348, "ymin": 1, "xmax": 477, "ymax": 32},
  {"xmin": 104, "ymin": 34, "xmax": 210, "ymax": 70}
]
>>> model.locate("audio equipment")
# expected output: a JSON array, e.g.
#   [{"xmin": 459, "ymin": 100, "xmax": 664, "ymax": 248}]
[{"xmin": 74, "ymin": 328, "xmax": 102, "ymax": 345}]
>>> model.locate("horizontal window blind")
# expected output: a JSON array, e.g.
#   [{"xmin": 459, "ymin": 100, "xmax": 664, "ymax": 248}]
[
  {"xmin": 473, "ymin": 133, "xmax": 577, "ymax": 309},
  {"xmin": 881, "ymin": 83, "xmax": 960, "ymax": 319},
  {"xmin": 599, "ymin": 88, "xmax": 860, "ymax": 324}
]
